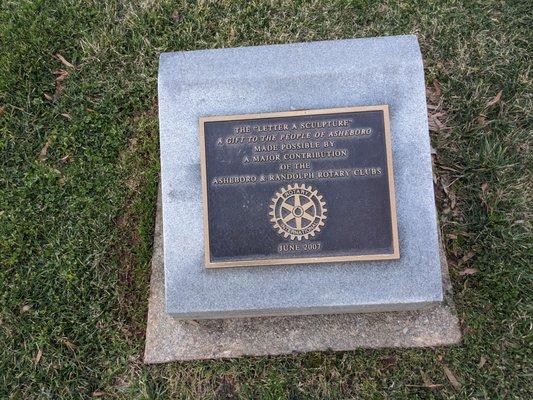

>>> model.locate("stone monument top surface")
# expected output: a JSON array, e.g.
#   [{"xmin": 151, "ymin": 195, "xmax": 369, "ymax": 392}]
[{"xmin": 158, "ymin": 35, "xmax": 443, "ymax": 319}]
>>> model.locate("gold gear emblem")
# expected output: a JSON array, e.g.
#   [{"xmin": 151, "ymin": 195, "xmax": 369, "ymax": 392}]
[{"xmin": 269, "ymin": 183, "xmax": 327, "ymax": 241}]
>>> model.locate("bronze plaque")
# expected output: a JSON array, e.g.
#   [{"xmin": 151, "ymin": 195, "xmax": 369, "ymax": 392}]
[{"xmin": 199, "ymin": 105, "xmax": 399, "ymax": 268}]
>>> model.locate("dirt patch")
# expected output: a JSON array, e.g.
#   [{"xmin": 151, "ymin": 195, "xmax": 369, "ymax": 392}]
[{"xmin": 114, "ymin": 104, "xmax": 159, "ymax": 341}]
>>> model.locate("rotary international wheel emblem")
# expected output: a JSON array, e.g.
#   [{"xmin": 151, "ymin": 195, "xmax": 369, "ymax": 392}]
[{"xmin": 269, "ymin": 183, "xmax": 327, "ymax": 241}]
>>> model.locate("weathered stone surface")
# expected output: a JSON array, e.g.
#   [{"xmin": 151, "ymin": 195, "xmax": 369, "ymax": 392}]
[
  {"xmin": 144, "ymin": 192, "xmax": 460, "ymax": 363},
  {"xmin": 159, "ymin": 35, "xmax": 443, "ymax": 318}
]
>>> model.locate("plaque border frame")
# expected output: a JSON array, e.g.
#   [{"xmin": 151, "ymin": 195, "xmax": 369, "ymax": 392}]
[{"xmin": 199, "ymin": 105, "xmax": 399, "ymax": 268}]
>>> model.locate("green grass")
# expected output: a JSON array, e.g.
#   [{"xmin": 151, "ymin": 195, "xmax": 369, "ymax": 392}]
[{"xmin": 1, "ymin": 0, "xmax": 531, "ymax": 398}]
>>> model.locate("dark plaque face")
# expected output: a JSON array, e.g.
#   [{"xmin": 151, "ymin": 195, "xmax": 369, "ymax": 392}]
[{"xmin": 199, "ymin": 106, "xmax": 399, "ymax": 268}]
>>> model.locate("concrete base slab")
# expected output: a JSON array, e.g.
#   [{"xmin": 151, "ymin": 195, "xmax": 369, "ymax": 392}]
[{"xmin": 144, "ymin": 193, "xmax": 460, "ymax": 363}]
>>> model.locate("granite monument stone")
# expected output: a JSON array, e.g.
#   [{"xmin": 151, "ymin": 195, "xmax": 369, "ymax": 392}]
[{"xmin": 158, "ymin": 35, "xmax": 443, "ymax": 319}]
